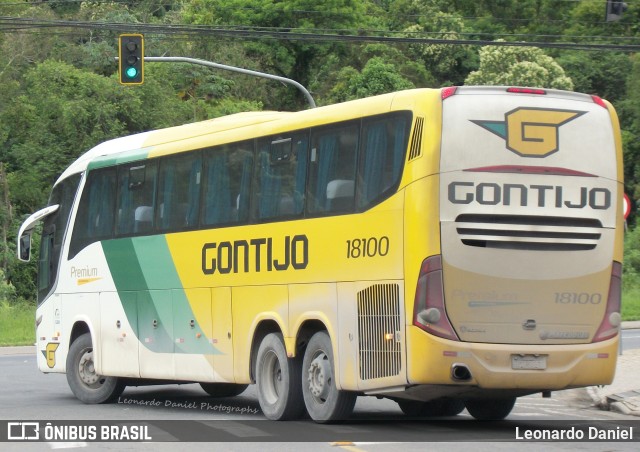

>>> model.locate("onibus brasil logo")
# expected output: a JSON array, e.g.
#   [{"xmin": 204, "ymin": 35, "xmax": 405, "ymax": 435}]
[{"xmin": 472, "ymin": 107, "xmax": 586, "ymax": 157}]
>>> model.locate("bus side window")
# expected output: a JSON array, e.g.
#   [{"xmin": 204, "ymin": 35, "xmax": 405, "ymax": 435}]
[
  {"xmin": 69, "ymin": 168, "xmax": 116, "ymax": 259},
  {"xmin": 254, "ymin": 133, "xmax": 308, "ymax": 221},
  {"xmin": 203, "ymin": 141, "xmax": 254, "ymax": 226},
  {"xmin": 116, "ymin": 162, "xmax": 157, "ymax": 236},
  {"xmin": 308, "ymin": 123, "xmax": 358, "ymax": 215},
  {"xmin": 357, "ymin": 114, "xmax": 409, "ymax": 210},
  {"xmin": 157, "ymin": 154, "xmax": 202, "ymax": 231}
]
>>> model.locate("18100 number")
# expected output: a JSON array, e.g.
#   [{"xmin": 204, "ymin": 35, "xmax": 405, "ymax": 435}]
[
  {"xmin": 346, "ymin": 236, "xmax": 389, "ymax": 259},
  {"xmin": 554, "ymin": 292, "xmax": 602, "ymax": 305}
]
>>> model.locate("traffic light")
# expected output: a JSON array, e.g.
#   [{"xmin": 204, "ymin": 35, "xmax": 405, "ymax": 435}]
[
  {"xmin": 605, "ymin": 0, "xmax": 627, "ymax": 22},
  {"xmin": 118, "ymin": 34, "xmax": 144, "ymax": 85}
]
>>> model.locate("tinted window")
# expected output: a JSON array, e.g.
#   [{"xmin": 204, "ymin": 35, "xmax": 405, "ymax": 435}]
[
  {"xmin": 308, "ymin": 123, "xmax": 358, "ymax": 215},
  {"xmin": 157, "ymin": 154, "xmax": 202, "ymax": 231},
  {"xmin": 69, "ymin": 168, "xmax": 116, "ymax": 258},
  {"xmin": 116, "ymin": 162, "xmax": 157, "ymax": 235},
  {"xmin": 254, "ymin": 133, "xmax": 308, "ymax": 220},
  {"xmin": 203, "ymin": 141, "xmax": 254, "ymax": 226},
  {"xmin": 357, "ymin": 114, "xmax": 410, "ymax": 209},
  {"xmin": 39, "ymin": 173, "xmax": 81, "ymax": 303}
]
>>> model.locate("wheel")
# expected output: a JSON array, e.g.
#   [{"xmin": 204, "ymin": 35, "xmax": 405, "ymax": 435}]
[
  {"xmin": 302, "ymin": 331, "xmax": 356, "ymax": 423},
  {"xmin": 200, "ymin": 383, "xmax": 248, "ymax": 397},
  {"xmin": 438, "ymin": 399, "xmax": 465, "ymax": 416},
  {"xmin": 397, "ymin": 398, "xmax": 465, "ymax": 417},
  {"xmin": 255, "ymin": 333, "xmax": 304, "ymax": 420},
  {"xmin": 66, "ymin": 333, "xmax": 125, "ymax": 404},
  {"xmin": 464, "ymin": 397, "xmax": 516, "ymax": 420}
]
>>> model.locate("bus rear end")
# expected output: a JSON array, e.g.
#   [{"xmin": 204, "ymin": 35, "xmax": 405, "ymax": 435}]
[{"xmin": 408, "ymin": 86, "xmax": 623, "ymax": 417}]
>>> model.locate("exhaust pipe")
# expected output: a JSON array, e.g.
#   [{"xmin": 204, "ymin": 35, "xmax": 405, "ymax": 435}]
[{"xmin": 451, "ymin": 363, "xmax": 472, "ymax": 382}]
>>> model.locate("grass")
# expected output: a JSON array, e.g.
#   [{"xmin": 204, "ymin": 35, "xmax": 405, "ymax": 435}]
[
  {"xmin": 622, "ymin": 286, "xmax": 640, "ymax": 322},
  {"xmin": 0, "ymin": 302, "xmax": 35, "ymax": 346},
  {"xmin": 0, "ymin": 284, "xmax": 637, "ymax": 348}
]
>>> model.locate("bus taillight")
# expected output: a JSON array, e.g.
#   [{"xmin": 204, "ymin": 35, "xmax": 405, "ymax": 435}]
[
  {"xmin": 592, "ymin": 261, "xmax": 622, "ymax": 343},
  {"xmin": 413, "ymin": 255, "xmax": 459, "ymax": 341}
]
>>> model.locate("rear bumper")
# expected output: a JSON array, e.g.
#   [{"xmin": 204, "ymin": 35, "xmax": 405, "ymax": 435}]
[{"xmin": 407, "ymin": 325, "xmax": 618, "ymax": 390}]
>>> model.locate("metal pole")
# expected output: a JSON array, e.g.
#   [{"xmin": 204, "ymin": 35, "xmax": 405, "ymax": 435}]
[{"xmin": 142, "ymin": 56, "xmax": 316, "ymax": 109}]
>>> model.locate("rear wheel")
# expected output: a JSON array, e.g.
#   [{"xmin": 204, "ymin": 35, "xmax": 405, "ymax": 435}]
[
  {"xmin": 397, "ymin": 398, "xmax": 465, "ymax": 417},
  {"xmin": 66, "ymin": 332, "xmax": 125, "ymax": 404},
  {"xmin": 464, "ymin": 397, "xmax": 516, "ymax": 420},
  {"xmin": 200, "ymin": 383, "xmax": 248, "ymax": 398},
  {"xmin": 255, "ymin": 333, "xmax": 304, "ymax": 420},
  {"xmin": 302, "ymin": 331, "xmax": 356, "ymax": 423}
]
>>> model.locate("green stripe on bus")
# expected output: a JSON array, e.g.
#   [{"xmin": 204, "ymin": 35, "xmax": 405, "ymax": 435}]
[
  {"xmin": 87, "ymin": 147, "xmax": 152, "ymax": 171},
  {"xmin": 102, "ymin": 236, "xmax": 219, "ymax": 355}
]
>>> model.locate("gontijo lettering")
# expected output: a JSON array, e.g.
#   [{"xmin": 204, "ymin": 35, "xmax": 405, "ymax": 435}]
[
  {"xmin": 448, "ymin": 182, "xmax": 611, "ymax": 210},
  {"xmin": 201, "ymin": 234, "xmax": 309, "ymax": 274}
]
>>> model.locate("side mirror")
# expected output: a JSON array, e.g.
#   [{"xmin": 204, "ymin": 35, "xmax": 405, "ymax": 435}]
[{"xmin": 18, "ymin": 233, "xmax": 32, "ymax": 262}]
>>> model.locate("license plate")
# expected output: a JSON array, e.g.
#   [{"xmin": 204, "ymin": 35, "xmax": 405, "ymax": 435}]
[{"xmin": 511, "ymin": 354, "xmax": 547, "ymax": 370}]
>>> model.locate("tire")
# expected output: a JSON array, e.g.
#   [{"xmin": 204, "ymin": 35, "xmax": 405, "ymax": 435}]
[
  {"xmin": 255, "ymin": 333, "xmax": 304, "ymax": 420},
  {"xmin": 302, "ymin": 331, "xmax": 356, "ymax": 423},
  {"xmin": 66, "ymin": 333, "xmax": 125, "ymax": 404},
  {"xmin": 397, "ymin": 398, "xmax": 465, "ymax": 417},
  {"xmin": 464, "ymin": 397, "xmax": 516, "ymax": 420},
  {"xmin": 200, "ymin": 383, "xmax": 248, "ymax": 398}
]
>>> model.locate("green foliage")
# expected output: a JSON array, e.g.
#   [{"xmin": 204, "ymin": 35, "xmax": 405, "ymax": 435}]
[
  {"xmin": 465, "ymin": 41, "xmax": 573, "ymax": 90},
  {"xmin": 0, "ymin": 269, "xmax": 16, "ymax": 304},
  {"xmin": 328, "ymin": 57, "xmax": 414, "ymax": 102}
]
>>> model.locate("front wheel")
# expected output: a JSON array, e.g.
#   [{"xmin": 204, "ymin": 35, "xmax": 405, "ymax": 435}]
[
  {"xmin": 464, "ymin": 397, "xmax": 516, "ymax": 420},
  {"xmin": 255, "ymin": 333, "xmax": 304, "ymax": 420},
  {"xmin": 302, "ymin": 331, "xmax": 356, "ymax": 423},
  {"xmin": 66, "ymin": 333, "xmax": 125, "ymax": 404}
]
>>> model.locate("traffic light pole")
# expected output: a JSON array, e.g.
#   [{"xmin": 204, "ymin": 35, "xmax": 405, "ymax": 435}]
[{"xmin": 122, "ymin": 56, "xmax": 317, "ymax": 109}]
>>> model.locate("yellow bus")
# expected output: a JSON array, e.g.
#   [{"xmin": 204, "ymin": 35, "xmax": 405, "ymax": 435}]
[{"xmin": 18, "ymin": 86, "xmax": 624, "ymax": 422}]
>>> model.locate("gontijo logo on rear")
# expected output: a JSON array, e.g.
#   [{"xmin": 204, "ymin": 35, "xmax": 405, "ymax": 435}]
[{"xmin": 472, "ymin": 107, "xmax": 586, "ymax": 157}]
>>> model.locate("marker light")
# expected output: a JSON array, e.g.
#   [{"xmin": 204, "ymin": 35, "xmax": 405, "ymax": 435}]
[
  {"xmin": 441, "ymin": 86, "xmax": 458, "ymax": 100},
  {"xmin": 507, "ymin": 87, "xmax": 547, "ymax": 95},
  {"xmin": 591, "ymin": 95, "xmax": 608, "ymax": 109}
]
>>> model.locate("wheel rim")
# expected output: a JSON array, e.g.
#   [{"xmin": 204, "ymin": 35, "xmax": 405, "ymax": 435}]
[
  {"xmin": 261, "ymin": 350, "xmax": 283, "ymax": 405},
  {"xmin": 77, "ymin": 348, "xmax": 103, "ymax": 389},
  {"xmin": 307, "ymin": 351, "xmax": 332, "ymax": 403}
]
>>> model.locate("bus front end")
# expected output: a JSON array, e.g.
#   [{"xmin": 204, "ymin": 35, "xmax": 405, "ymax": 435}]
[{"xmin": 406, "ymin": 87, "xmax": 623, "ymax": 416}]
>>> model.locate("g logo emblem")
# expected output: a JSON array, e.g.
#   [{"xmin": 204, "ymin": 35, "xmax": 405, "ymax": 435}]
[
  {"xmin": 42, "ymin": 342, "xmax": 60, "ymax": 368},
  {"xmin": 472, "ymin": 107, "xmax": 586, "ymax": 157}
]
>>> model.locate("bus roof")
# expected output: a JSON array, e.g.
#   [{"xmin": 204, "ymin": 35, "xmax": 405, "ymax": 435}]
[{"xmin": 55, "ymin": 89, "xmax": 438, "ymax": 185}]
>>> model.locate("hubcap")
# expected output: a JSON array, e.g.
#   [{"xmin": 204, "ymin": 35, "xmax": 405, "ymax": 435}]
[
  {"xmin": 308, "ymin": 352, "xmax": 331, "ymax": 402},
  {"xmin": 78, "ymin": 349, "xmax": 101, "ymax": 387},
  {"xmin": 261, "ymin": 351, "xmax": 282, "ymax": 404}
]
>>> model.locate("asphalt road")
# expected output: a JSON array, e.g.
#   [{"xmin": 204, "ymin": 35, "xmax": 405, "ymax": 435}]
[
  {"xmin": 621, "ymin": 328, "xmax": 640, "ymax": 351},
  {"xmin": 1, "ymin": 350, "xmax": 639, "ymax": 450}
]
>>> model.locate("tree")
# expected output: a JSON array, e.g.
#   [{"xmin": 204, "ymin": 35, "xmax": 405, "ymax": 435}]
[
  {"xmin": 182, "ymin": 0, "xmax": 367, "ymax": 109},
  {"xmin": 328, "ymin": 57, "xmax": 414, "ymax": 103},
  {"xmin": 465, "ymin": 41, "xmax": 574, "ymax": 90}
]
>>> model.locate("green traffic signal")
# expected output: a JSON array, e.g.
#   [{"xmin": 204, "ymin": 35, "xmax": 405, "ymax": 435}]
[
  {"xmin": 118, "ymin": 34, "xmax": 144, "ymax": 85},
  {"xmin": 125, "ymin": 67, "xmax": 138, "ymax": 79}
]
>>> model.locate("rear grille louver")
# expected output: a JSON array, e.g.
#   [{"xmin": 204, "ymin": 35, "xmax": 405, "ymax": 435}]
[
  {"xmin": 455, "ymin": 214, "xmax": 602, "ymax": 251},
  {"xmin": 357, "ymin": 284, "xmax": 402, "ymax": 381},
  {"xmin": 408, "ymin": 117, "xmax": 424, "ymax": 160}
]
